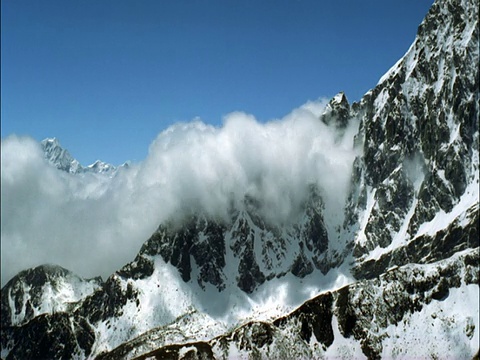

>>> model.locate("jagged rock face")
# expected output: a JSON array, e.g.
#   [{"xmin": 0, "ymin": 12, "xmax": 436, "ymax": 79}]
[
  {"xmin": 4, "ymin": 312, "xmax": 96, "ymax": 360},
  {"xmin": 344, "ymin": 0, "xmax": 479, "ymax": 265},
  {"xmin": 353, "ymin": 203, "xmax": 479, "ymax": 280},
  {"xmin": 130, "ymin": 185, "xmax": 330, "ymax": 294},
  {"xmin": 41, "ymin": 138, "xmax": 83, "ymax": 173},
  {"xmin": 139, "ymin": 217, "xmax": 227, "ymax": 289},
  {"xmin": 321, "ymin": 92, "xmax": 351, "ymax": 130}
]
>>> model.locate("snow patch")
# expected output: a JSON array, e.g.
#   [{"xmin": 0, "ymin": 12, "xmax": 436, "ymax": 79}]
[
  {"xmin": 324, "ymin": 315, "xmax": 367, "ymax": 359},
  {"xmin": 356, "ymin": 187, "xmax": 376, "ymax": 247},
  {"xmin": 416, "ymin": 174, "xmax": 479, "ymax": 238},
  {"xmin": 380, "ymin": 284, "xmax": 479, "ymax": 359}
]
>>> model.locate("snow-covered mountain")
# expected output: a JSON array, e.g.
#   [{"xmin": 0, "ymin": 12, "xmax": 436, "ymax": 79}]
[
  {"xmin": 41, "ymin": 137, "xmax": 120, "ymax": 175},
  {"xmin": 344, "ymin": 0, "xmax": 479, "ymax": 276},
  {"xmin": 1, "ymin": 0, "xmax": 478, "ymax": 358}
]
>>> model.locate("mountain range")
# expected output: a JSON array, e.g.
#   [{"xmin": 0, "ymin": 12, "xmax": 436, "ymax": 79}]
[
  {"xmin": 41, "ymin": 137, "xmax": 123, "ymax": 175},
  {"xmin": 1, "ymin": 0, "xmax": 478, "ymax": 358}
]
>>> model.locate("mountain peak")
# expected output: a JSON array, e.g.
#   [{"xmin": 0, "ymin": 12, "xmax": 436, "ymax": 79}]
[
  {"xmin": 1, "ymin": 264, "xmax": 101, "ymax": 330},
  {"xmin": 42, "ymin": 137, "xmax": 60, "ymax": 146},
  {"xmin": 41, "ymin": 137, "xmax": 80, "ymax": 173},
  {"xmin": 332, "ymin": 91, "xmax": 348, "ymax": 106},
  {"xmin": 321, "ymin": 92, "xmax": 351, "ymax": 129},
  {"xmin": 40, "ymin": 137, "xmax": 118, "ymax": 175}
]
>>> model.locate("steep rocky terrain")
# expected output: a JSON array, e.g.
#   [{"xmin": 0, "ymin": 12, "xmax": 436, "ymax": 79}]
[
  {"xmin": 1, "ymin": 265, "xmax": 102, "ymax": 359},
  {"xmin": 120, "ymin": 248, "xmax": 478, "ymax": 360},
  {"xmin": 1, "ymin": 0, "xmax": 478, "ymax": 358},
  {"xmin": 134, "ymin": 184, "xmax": 336, "ymax": 294},
  {"xmin": 344, "ymin": 0, "xmax": 479, "ymax": 274}
]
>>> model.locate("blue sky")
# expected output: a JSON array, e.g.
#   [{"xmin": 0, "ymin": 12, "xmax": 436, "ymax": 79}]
[{"xmin": 2, "ymin": 0, "xmax": 433, "ymax": 166}]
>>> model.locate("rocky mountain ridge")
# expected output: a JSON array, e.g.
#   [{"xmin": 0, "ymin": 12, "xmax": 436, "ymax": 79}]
[
  {"xmin": 133, "ymin": 184, "xmax": 339, "ymax": 294},
  {"xmin": 344, "ymin": 0, "xmax": 479, "ymax": 280},
  {"xmin": 112, "ymin": 247, "xmax": 478, "ymax": 360},
  {"xmin": 1, "ymin": 0, "xmax": 478, "ymax": 358},
  {"xmin": 41, "ymin": 137, "xmax": 121, "ymax": 175}
]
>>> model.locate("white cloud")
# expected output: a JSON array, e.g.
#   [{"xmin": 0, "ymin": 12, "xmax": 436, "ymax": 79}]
[{"xmin": 1, "ymin": 99, "xmax": 360, "ymax": 286}]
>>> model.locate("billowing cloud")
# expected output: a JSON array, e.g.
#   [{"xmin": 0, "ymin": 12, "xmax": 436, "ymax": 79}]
[{"xmin": 1, "ymin": 99, "xmax": 360, "ymax": 286}]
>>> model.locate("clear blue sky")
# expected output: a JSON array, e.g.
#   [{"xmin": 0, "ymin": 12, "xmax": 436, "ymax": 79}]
[{"xmin": 2, "ymin": 0, "xmax": 433, "ymax": 166}]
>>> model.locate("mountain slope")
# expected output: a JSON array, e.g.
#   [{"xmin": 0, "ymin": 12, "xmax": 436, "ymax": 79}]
[
  {"xmin": 120, "ymin": 248, "xmax": 478, "ymax": 360},
  {"xmin": 345, "ymin": 0, "xmax": 479, "ymax": 270},
  {"xmin": 0, "ymin": 265, "xmax": 101, "ymax": 359},
  {"xmin": 124, "ymin": 0, "xmax": 479, "ymax": 356},
  {"xmin": 1, "ymin": 0, "xmax": 478, "ymax": 358}
]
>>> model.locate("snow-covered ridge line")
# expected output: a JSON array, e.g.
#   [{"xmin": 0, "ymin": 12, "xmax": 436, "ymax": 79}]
[
  {"xmin": 41, "ymin": 137, "xmax": 125, "ymax": 175},
  {"xmin": 103, "ymin": 248, "xmax": 479, "ymax": 360},
  {"xmin": 1, "ymin": 264, "xmax": 102, "ymax": 329}
]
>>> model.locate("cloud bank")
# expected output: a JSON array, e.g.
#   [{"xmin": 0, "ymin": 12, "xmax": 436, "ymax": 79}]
[{"xmin": 1, "ymin": 100, "xmax": 360, "ymax": 285}]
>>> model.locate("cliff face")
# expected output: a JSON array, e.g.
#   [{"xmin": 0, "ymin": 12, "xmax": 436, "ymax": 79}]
[
  {"xmin": 133, "ymin": 184, "xmax": 333, "ymax": 294},
  {"xmin": 1, "ymin": 0, "xmax": 479, "ymax": 359},
  {"xmin": 345, "ymin": 0, "xmax": 478, "ymax": 267}
]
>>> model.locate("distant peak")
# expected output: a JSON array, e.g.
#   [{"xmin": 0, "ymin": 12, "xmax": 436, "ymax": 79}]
[
  {"xmin": 87, "ymin": 159, "xmax": 117, "ymax": 174},
  {"xmin": 89, "ymin": 160, "xmax": 103, "ymax": 166},
  {"xmin": 41, "ymin": 137, "xmax": 60, "ymax": 146},
  {"xmin": 40, "ymin": 137, "xmax": 118, "ymax": 175}
]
